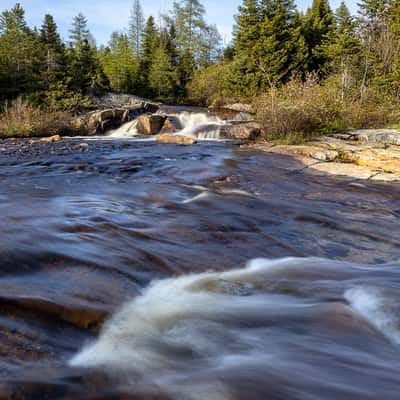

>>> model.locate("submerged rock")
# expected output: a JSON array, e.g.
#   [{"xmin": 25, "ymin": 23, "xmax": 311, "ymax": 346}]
[
  {"xmin": 137, "ymin": 114, "xmax": 166, "ymax": 135},
  {"xmin": 156, "ymin": 133, "xmax": 197, "ymax": 145},
  {"xmin": 40, "ymin": 134, "xmax": 62, "ymax": 143}
]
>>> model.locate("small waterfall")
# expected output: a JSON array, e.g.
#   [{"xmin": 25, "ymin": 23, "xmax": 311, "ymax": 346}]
[
  {"xmin": 171, "ymin": 112, "xmax": 227, "ymax": 140},
  {"xmin": 106, "ymin": 110, "xmax": 227, "ymax": 140},
  {"xmin": 107, "ymin": 120, "xmax": 139, "ymax": 138}
]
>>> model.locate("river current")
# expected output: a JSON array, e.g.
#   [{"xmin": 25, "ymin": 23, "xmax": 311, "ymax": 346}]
[{"xmin": 0, "ymin": 127, "xmax": 399, "ymax": 399}]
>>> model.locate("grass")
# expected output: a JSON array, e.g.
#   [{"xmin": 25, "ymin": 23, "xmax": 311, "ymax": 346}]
[
  {"xmin": 0, "ymin": 97, "xmax": 69, "ymax": 138},
  {"xmin": 253, "ymin": 74, "xmax": 400, "ymax": 144}
]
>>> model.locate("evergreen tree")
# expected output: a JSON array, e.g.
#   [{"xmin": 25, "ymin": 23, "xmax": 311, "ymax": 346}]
[
  {"xmin": 138, "ymin": 16, "xmax": 159, "ymax": 96},
  {"xmin": 233, "ymin": 0, "xmax": 260, "ymax": 54},
  {"xmin": 325, "ymin": 2, "xmax": 361, "ymax": 99},
  {"xmin": 149, "ymin": 46, "xmax": 178, "ymax": 99},
  {"xmin": 303, "ymin": 0, "xmax": 336, "ymax": 74},
  {"xmin": 128, "ymin": 0, "xmax": 145, "ymax": 57},
  {"xmin": 256, "ymin": 0, "xmax": 306, "ymax": 83},
  {"xmin": 39, "ymin": 14, "xmax": 66, "ymax": 87},
  {"xmin": 0, "ymin": 3, "xmax": 41, "ymax": 97},
  {"xmin": 67, "ymin": 14, "xmax": 106, "ymax": 93},
  {"xmin": 173, "ymin": 0, "xmax": 206, "ymax": 55},
  {"xmin": 101, "ymin": 32, "xmax": 138, "ymax": 93},
  {"xmin": 69, "ymin": 13, "xmax": 90, "ymax": 48}
]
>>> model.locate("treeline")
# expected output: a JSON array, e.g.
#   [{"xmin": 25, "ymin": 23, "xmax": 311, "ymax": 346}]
[
  {"xmin": 191, "ymin": 0, "xmax": 400, "ymax": 102},
  {"xmin": 0, "ymin": 0, "xmax": 222, "ymax": 109},
  {"xmin": 186, "ymin": 0, "xmax": 400, "ymax": 140},
  {"xmin": 1, "ymin": 0, "xmax": 400, "ymax": 140}
]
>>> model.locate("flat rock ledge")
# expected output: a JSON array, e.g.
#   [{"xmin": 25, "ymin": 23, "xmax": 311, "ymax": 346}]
[{"xmin": 249, "ymin": 129, "xmax": 400, "ymax": 182}]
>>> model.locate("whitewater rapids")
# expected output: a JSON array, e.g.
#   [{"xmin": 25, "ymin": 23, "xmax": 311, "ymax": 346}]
[
  {"xmin": 70, "ymin": 257, "xmax": 400, "ymax": 400},
  {"xmin": 108, "ymin": 111, "xmax": 228, "ymax": 140}
]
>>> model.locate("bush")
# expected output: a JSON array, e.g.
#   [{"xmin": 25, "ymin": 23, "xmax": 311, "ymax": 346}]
[
  {"xmin": 188, "ymin": 62, "xmax": 234, "ymax": 106},
  {"xmin": 254, "ymin": 74, "xmax": 400, "ymax": 143},
  {"xmin": 0, "ymin": 97, "xmax": 70, "ymax": 138}
]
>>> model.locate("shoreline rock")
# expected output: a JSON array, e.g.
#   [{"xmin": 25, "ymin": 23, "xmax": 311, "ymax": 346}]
[{"xmin": 248, "ymin": 129, "xmax": 400, "ymax": 182}]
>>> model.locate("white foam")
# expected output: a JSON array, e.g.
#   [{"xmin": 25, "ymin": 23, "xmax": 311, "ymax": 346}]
[
  {"xmin": 345, "ymin": 286, "xmax": 400, "ymax": 344},
  {"xmin": 107, "ymin": 112, "xmax": 228, "ymax": 140},
  {"xmin": 107, "ymin": 120, "xmax": 139, "ymax": 138},
  {"xmin": 70, "ymin": 257, "xmax": 312, "ymax": 372}
]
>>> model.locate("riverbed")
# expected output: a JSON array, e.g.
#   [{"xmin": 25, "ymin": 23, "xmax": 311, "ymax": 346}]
[{"xmin": 0, "ymin": 137, "xmax": 399, "ymax": 399}]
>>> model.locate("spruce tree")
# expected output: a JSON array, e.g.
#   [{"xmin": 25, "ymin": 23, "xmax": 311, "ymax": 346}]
[
  {"xmin": 0, "ymin": 3, "xmax": 41, "ymax": 97},
  {"xmin": 303, "ymin": 0, "xmax": 336, "ymax": 74},
  {"xmin": 101, "ymin": 32, "xmax": 138, "ymax": 93},
  {"xmin": 138, "ymin": 16, "xmax": 159, "ymax": 96},
  {"xmin": 69, "ymin": 13, "xmax": 90, "ymax": 48},
  {"xmin": 128, "ymin": 0, "xmax": 145, "ymax": 57},
  {"xmin": 39, "ymin": 14, "xmax": 66, "ymax": 88},
  {"xmin": 256, "ymin": 0, "xmax": 306, "ymax": 83},
  {"xmin": 67, "ymin": 14, "xmax": 106, "ymax": 94},
  {"xmin": 149, "ymin": 46, "xmax": 178, "ymax": 100},
  {"xmin": 233, "ymin": 0, "xmax": 260, "ymax": 53}
]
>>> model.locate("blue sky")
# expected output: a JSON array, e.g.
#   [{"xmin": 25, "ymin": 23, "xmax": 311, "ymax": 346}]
[{"xmin": 1, "ymin": 0, "xmax": 357, "ymax": 46}]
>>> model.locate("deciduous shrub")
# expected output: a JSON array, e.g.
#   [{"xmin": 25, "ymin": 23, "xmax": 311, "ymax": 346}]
[{"xmin": 0, "ymin": 97, "xmax": 69, "ymax": 138}]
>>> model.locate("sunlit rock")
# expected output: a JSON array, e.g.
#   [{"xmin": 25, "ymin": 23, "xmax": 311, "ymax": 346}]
[
  {"xmin": 40, "ymin": 134, "xmax": 62, "ymax": 143},
  {"xmin": 137, "ymin": 114, "xmax": 166, "ymax": 135},
  {"xmin": 156, "ymin": 133, "xmax": 197, "ymax": 145}
]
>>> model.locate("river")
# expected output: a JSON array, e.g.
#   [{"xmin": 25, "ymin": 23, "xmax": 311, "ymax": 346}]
[{"xmin": 0, "ymin": 114, "xmax": 400, "ymax": 399}]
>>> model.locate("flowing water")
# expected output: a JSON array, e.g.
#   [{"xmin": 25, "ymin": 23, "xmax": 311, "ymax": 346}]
[
  {"xmin": 109, "ymin": 107, "xmax": 228, "ymax": 139},
  {"xmin": 0, "ymin": 117, "xmax": 400, "ymax": 399}
]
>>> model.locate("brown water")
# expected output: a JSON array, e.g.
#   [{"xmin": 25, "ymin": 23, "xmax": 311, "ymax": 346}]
[{"xmin": 0, "ymin": 137, "xmax": 399, "ymax": 399}]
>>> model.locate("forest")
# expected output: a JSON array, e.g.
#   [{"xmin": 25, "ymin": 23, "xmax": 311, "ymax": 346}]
[{"xmin": 1, "ymin": 0, "xmax": 400, "ymax": 140}]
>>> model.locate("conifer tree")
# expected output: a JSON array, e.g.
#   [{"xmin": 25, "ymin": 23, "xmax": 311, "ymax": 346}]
[
  {"xmin": 101, "ymin": 32, "xmax": 138, "ymax": 93},
  {"xmin": 233, "ymin": 0, "xmax": 260, "ymax": 53},
  {"xmin": 128, "ymin": 0, "xmax": 144, "ymax": 57},
  {"xmin": 67, "ymin": 14, "xmax": 106, "ymax": 93},
  {"xmin": 0, "ymin": 3, "xmax": 41, "ymax": 97},
  {"xmin": 39, "ymin": 14, "xmax": 66, "ymax": 87},
  {"xmin": 303, "ymin": 0, "xmax": 336, "ymax": 74},
  {"xmin": 149, "ymin": 46, "xmax": 178, "ymax": 100}
]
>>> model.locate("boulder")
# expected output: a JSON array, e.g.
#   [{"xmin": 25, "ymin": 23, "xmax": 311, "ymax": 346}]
[
  {"xmin": 40, "ymin": 134, "xmax": 62, "ymax": 143},
  {"xmin": 69, "ymin": 101, "xmax": 160, "ymax": 136},
  {"xmin": 160, "ymin": 116, "xmax": 182, "ymax": 133},
  {"xmin": 156, "ymin": 134, "xmax": 197, "ymax": 145},
  {"xmin": 225, "ymin": 122, "xmax": 261, "ymax": 141},
  {"xmin": 137, "ymin": 114, "xmax": 166, "ymax": 135}
]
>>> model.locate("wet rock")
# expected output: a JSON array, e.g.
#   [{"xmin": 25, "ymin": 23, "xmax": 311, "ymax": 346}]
[
  {"xmin": 311, "ymin": 303, "xmax": 383, "ymax": 338},
  {"xmin": 40, "ymin": 135, "xmax": 62, "ymax": 143},
  {"xmin": 225, "ymin": 122, "xmax": 261, "ymax": 141},
  {"xmin": 75, "ymin": 143, "xmax": 89, "ymax": 152},
  {"xmin": 160, "ymin": 116, "xmax": 182, "ymax": 134},
  {"xmin": 137, "ymin": 114, "xmax": 166, "ymax": 135},
  {"xmin": 156, "ymin": 134, "xmax": 197, "ymax": 145}
]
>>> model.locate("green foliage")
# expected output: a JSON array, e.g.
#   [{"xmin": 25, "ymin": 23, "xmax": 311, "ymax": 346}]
[
  {"xmin": 188, "ymin": 62, "xmax": 232, "ymax": 104},
  {"xmin": 100, "ymin": 32, "xmax": 138, "ymax": 93},
  {"xmin": 149, "ymin": 47, "xmax": 179, "ymax": 101}
]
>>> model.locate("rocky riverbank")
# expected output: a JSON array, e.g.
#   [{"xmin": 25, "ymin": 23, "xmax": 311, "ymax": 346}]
[{"xmin": 249, "ymin": 129, "xmax": 400, "ymax": 182}]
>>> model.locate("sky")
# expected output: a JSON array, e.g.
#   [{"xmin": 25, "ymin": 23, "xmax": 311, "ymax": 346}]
[{"xmin": 1, "ymin": 0, "xmax": 357, "ymax": 46}]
